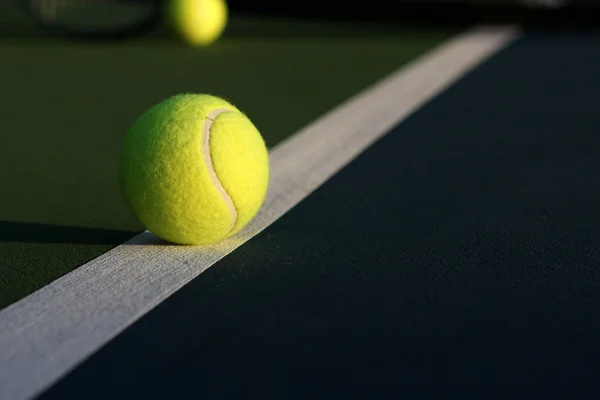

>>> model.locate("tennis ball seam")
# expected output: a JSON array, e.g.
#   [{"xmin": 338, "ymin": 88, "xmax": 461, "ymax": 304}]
[{"xmin": 202, "ymin": 107, "xmax": 237, "ymax": 234}]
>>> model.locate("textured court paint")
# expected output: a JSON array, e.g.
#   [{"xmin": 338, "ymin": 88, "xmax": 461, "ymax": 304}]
[
  {"xmin": 203, "ymin": 108, "xmax": 237, "ymax": 233},
  {"xmin": 0, "ymin": 26, "xmax": 518, "ymax": 400}
]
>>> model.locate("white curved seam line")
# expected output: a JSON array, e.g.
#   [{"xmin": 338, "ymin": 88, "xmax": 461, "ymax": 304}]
[{"xmin": 202, "ymin": 108, "xmax": 237, "ymax": 234}]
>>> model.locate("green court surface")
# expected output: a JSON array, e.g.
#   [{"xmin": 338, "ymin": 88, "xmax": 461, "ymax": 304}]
[
  {"xmin": 4, "ymin": 5, "xmax": 600, "ymax": 399},
  {"xmin": 0, "ymin": 14, "xmax": 454, "ymax": 309}
]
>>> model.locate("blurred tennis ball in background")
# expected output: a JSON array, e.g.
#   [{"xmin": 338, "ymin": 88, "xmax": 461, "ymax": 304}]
[{"xmin": 167, "ymin": 0, "xmax": 228, "ymax": 46}]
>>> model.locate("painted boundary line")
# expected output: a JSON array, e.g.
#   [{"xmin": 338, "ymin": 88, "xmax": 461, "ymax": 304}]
[{"xmin": 0, "ymin": 25, "xmax": 519, "ymax": 400}]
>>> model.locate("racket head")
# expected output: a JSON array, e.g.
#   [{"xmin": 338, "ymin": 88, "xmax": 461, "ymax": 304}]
[{"xmin": 25, "ymin": 0, "xmax": 164, "ymax": 39}]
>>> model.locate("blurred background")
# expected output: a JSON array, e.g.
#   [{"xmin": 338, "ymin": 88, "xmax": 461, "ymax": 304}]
[
  {"xmin": 2, "ymin": 0, "xmax": 600, "ymax": 42},
  {"xmin": 225, "ymin": 0, "xmax": 599, "ymax": 23}
]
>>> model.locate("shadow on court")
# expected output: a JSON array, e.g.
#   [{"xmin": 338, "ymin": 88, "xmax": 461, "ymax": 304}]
[{"xmin": 0, "ymin": 221, "xmax": 139, "ymax": 245}]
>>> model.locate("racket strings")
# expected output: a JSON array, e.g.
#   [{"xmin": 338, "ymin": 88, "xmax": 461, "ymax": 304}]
[
  {"xmin": 32, "ymin": 0, "xmax": 112, "ymax": 22},
  {"xmin": 27, "ymin": 0, "xmax": 163, "ymax": 36}
]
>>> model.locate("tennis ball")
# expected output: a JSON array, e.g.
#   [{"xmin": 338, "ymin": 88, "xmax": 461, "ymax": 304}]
[
  {"xmin": 167, "ymin": 0, "xmax": 228, "ymax": 46},
  {"xmin": 119, "ymin": 93, "xmax": 269, "ymax": 245}
]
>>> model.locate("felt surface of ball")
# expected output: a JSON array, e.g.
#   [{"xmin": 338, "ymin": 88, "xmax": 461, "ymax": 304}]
[
  {"xmin": 120, "ymin": 94, "xmax": 269, "ymax": 245},
  {"xmin": 167, "ymin": 0, "xmax": 228, "ymax": 46}
]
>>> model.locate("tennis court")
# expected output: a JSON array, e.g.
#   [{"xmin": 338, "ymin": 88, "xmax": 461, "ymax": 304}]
[{"xmin": 2, "ymin": 1, "xmax": 600, "ymax": 399}]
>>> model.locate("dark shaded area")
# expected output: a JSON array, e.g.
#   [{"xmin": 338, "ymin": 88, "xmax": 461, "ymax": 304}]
[
  {"xmin": 229, "ymin": 0, "xmax": 600, "ymax": 28},
  {"xmin": 39, "ymin": 31, "xmax": 600, "ymax": 398},
  {"xmin": 221, "ymin": 17, "xmax": 462, "ymax": 39},
  {"xmin": 4, "ymin": 0, "xmax": 600, "ymax": 41},
  {"xmin": 0, "ymin": 0, "xmax": 164, "ymax": 40},
  {"xmin": 0, "ymin": 221, "xmax": 139, "ymax": 245}
]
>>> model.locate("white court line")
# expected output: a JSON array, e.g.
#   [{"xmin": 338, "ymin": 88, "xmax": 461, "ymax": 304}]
[{"xmin": 0, "ymin": 25, "xmax": 519, "ymax": 400}]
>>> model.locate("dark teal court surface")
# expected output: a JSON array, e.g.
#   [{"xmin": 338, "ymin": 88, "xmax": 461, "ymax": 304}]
[{"xmin": 40, "ymin": 30, "xmax": 600, "ymax": 399}]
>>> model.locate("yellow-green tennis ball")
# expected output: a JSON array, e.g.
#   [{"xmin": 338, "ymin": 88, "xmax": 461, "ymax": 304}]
[
  {"xmin": 167, "ymin": 0, "xmax": 228, "ymax": 46},
  {"xmin": 119, "ymin": 93, "xmax": 269, "ymax": 245}
]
